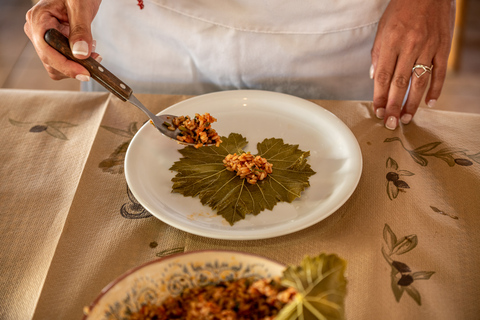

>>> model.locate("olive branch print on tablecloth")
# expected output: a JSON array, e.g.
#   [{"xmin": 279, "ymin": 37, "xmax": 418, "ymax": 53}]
[
  {"xmin": 384, "ymin": 137, "xmax": 479, "ymax": 167},
  {"xmin": 382, "ymin": 224, "xmax": 435, "ymax": 306},
  {"xmin": 9, "ymin": 118, "xmax": 77, "ymax": 140},
  {"xmin": 386, "ymin": 157, "xmax": 414, "ymax": 200}
]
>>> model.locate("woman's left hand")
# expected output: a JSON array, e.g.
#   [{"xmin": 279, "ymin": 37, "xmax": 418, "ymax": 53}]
[{"xmin": 371, "ymin": 0, "xmax": 456, "ymax": 130}]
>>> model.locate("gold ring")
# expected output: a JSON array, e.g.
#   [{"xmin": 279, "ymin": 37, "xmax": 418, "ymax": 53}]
[{"xmin": 412, "ymin": 64, "xmax": 433, "ymax": 78}]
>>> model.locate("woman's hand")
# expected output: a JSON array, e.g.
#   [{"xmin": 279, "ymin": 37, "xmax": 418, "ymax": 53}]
[
  {"xmin": 24, "ymin": 0, "xmax": 102, "ymax": 82},
  {"xmin": 371, "ymin": 0, "xmax": 456, "ymax": 130}
]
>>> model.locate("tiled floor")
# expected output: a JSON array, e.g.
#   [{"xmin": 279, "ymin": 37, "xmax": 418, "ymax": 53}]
[{"xmin": 1, "ymin": 0, "xmax": 479, "ymax": 114}]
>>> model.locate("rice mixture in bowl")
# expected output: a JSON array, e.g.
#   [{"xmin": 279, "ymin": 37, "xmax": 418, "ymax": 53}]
[{"xmin": 130, "ymin": 277, "xmax": 297, "ymax": 320}]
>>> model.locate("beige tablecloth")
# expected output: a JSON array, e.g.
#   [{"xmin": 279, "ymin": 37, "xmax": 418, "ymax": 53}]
[{"xmin": 0, "ymin": 89, "xmax": 479, "ymax": 320}]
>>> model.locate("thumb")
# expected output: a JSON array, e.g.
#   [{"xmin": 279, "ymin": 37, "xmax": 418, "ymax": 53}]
[{"xmin": 66, "ymin": 0, "xmax": 100, "ymax": 59}]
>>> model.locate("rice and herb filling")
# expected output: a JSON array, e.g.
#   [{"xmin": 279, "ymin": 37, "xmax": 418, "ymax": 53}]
[
  {"xmin": 164, "ymin": 113, "xmax": 222, "ymax": 148},
  {"xmin": 223, "ymin": 152, "xmax": 273, "ymax": 185},
  {"xmin": 129, "ymin": 277, "xmax": 297, "ymax": 320}
]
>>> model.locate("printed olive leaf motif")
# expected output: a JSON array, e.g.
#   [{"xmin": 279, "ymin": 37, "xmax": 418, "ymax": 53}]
[
  {"xmin": 381, "ymin": 224, "xmax": 435, "ymax": 306},
  {"xmin": 155, "ymin": 247, "xmax": 185, "ymax": 258},
  {"xmin": 465, "ymin": 152, "xmax": 480, "ymax": 165},
  {"xmin": 386, "ymin": 157, "xmax": 399, "ymax": 170},
  {"xmin": 383, "ymin": 224, "xmax": 418, "ymax": 256},
  {"xmin": 9, "ymin": 118, "xmax": 77, "ymax": 140},
  {"xmin": 277, "ymin": 254, "xmax": 347, "ymax": 320},
  {"xmin": 101, "ymin": 122, "xmax": 139, "ymax": 139},
  {"xmin": 99, "ymin": 142, "xmax": 130, "ymax": 174},
  {"xmin": 386, "ymin": 157, "xmax": 414, "ymax": 200},
  {"xmin": 170, "ymin": 133, "xmax": 316, "ymax": 225},
  {"xmin": 430, "ymin": 206, "xmax": 458, "ymax": 220},
  {"xmin": 392, "ymin": 235, "xmax": 418, "ymax": 255},
  {"xmin": 384, "ymin": 137, "xmax": 477, "ymax": 167},
  {"xmin": 8, "ymin": 118, "xmax": 29, "ymax": 127},
  {"xmin": 149, "ymin": 241, "xmax": 185, "ymax": 258},
  {"xmin": 45, "ymin": 121, "xmax": 78, "ymax": 140},
  {"xmin": 383, "ymin": 223, "xmax": 398, "ymax": 253},
  {"xmin": 99, "ymin": 122, "xmax": 139, "ymax": 174}
]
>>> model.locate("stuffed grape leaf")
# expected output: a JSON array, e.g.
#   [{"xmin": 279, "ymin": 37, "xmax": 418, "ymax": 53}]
[
  {"xmin": 277, "ymin": 254, "xmax": 347, "ymax": 320},
  {"xmin": 169, "ymin": 133, "xmax": 316, "ymax": 225}
]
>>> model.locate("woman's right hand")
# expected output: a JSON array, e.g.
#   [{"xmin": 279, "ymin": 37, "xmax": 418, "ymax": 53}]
[{"xmin": 24, "ymin": 0, "xmax": 102, "ymax": 82}]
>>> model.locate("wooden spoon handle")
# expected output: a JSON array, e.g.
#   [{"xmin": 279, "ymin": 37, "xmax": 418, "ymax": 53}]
[{"xmin": 44, "ymin": 28, "xmax": 132, "ymax": 101}]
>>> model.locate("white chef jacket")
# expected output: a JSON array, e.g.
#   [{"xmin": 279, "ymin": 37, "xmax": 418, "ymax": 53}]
[{"xmin": 83, "ymin": 0, "xmax": 389, "ymax": 100}]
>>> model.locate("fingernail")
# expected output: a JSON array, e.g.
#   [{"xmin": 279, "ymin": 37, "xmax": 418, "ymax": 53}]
[
  {"xmin": 72, "ymin": 41, "xmax": 89, "ymax": 57},
  {"xmin": 92, "ymin": 40, "xmax": 97, "ymax": 53},
  {"xmin": 75, "ymin": 74, "xmax": 90, "ymax": 82},
  {"xmin": 385, "ymin": 116, "xmax": 398, "ymax": 130},
  {"xmin": 376, "ymin": 108, "xmax": 385, "ymax": 119},
  {"xmin": 95, "ymin": 55, "xmax": 103, "ymax": 63},
  {"xmin": 369, "ymin": 64, "xmax": 374, "ymax": 79},
  {"xmin": 427, "ymin": 99, "xmax": 436, "ymax": 108},
  {"xmin": 400, "ymin": 114, "xmax": 412, "ymax": 124}
]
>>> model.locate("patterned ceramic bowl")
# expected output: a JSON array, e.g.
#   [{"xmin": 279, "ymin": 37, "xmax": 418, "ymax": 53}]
[{"xmin": 83, "ymin": 250, "xmax": 285, "ymax": 320}]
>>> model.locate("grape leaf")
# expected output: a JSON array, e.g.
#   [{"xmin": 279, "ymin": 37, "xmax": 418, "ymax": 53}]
[
  {"xmin": 277, "ymin": 254, "xmax": 347, "ymax": 320},
  {"xmin": 169, "ymin": 133, "xmax": 316, "ymax": 225}
]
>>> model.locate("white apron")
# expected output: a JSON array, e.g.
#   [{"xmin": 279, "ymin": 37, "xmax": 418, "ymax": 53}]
[{"xmin": 84, "ymin": 0, "xmax": 389, "ymax": 100}]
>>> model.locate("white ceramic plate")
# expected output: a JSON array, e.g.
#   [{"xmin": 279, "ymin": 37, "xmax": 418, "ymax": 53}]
[
  {"xmin": 125, "ymin": 90, "xmax": 362, "ymax": 240},
  {"xmin": 83, "ymin": 250, "xmax": 284, "ymax": 319}
]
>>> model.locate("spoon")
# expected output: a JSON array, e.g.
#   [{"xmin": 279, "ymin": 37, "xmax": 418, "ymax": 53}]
[{"xmin": 44, "ymin": 28, "xmax": 200, "ymax": 145}]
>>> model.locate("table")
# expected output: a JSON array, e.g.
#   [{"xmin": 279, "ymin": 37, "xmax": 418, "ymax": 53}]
[{"xmin": 1, "ymin": 89, "xmax": 479, "ymax": 320}]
